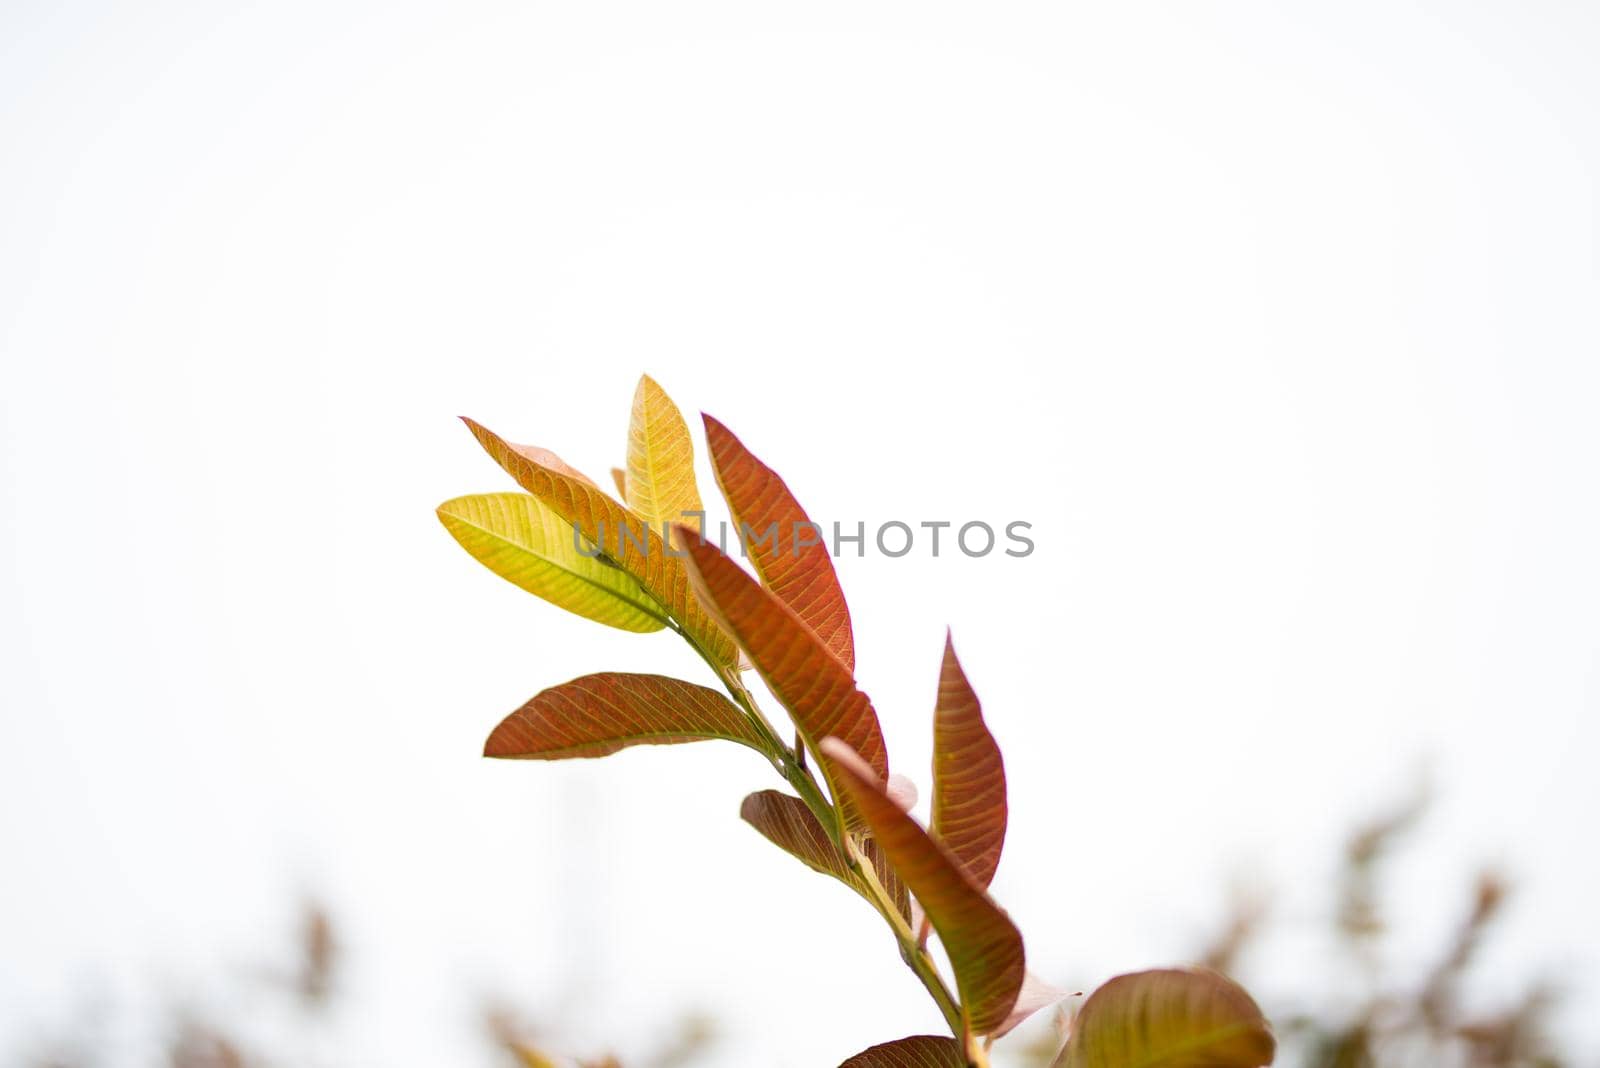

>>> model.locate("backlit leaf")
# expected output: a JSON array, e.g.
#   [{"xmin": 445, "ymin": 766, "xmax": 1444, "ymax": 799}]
[
  {"xmin": 484, "ymin": 672, "xmax": 763, "ymax": 759},
  {"xmin": 820, "ymin": 740, "xmax": 1025, "ymax": 1038},
  {"xmin": 610, "ymin": 467, "xmax": 628, "ymax": 498},
  {"xmin": 704, "ymin": 414, "xmax": 855, "ymax": 668},
  {"xmin": 992, "ymin": 971, "xmax": 1070, "ymax": 1040},
  {"xmin": 678, "ymin": 526, "xmax": 888, "ymax": 826},
  {"xmin": 930, "ymin": 632, "xmax": 1007, "ymax": 888},
  {"xmin": 1053, "ymin": 968, "xmax": 1275, "ymax": 1068},
  {"xmin": 626, "ymin": 374, "xmax": 704, "ymax": 531},
  {"xmin": 740, "ymin": 789, "xmax": 909, "ymax": 921},
  {"xmin": 461, "ymin": 418, "xmax": 739, "ymax": 668},
  {"xmin": 838, "ymin": 1035, "xmax": 965, "ymax": 1067},
  {"xmin": 437, "ymin": 493, "xmax": 666, "ymax": 633}
]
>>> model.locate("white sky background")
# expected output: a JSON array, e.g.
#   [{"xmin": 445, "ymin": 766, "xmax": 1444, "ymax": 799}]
[{"xmin": 2, "ymin": 2, "xmax": 1597, "ymax": 1065}]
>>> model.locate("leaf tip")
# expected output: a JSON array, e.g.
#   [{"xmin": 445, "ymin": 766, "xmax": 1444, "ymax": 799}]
[
  {"xmin": 459, "ymin": 415, "xmax": 496, "ymax": 448},
  {"xmin": 634, "ymin": 372, "xmax": 666, "ymax": 404},
  {"xmin": 483, "ymin": 723, "xmax": 512, "ymax": 759}
]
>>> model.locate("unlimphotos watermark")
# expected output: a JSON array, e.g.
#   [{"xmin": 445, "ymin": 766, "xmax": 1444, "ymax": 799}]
[{"xmin": 573, "ymin": 514, "xmax": 1034, "ymax": 560}]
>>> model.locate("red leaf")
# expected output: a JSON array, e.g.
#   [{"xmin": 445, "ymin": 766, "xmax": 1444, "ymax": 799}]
[
  {"xmin": 678, "ymin": 525, "xmax": 888, "ymax": 824},
  {"xmin": 930, "ymin": 632, "xmax": 1007, "ymax": 889},
  {"xmin": 740, "ymin": 790, "xmax": 909, "ymax": 921},
  {"xmin": 838, "ymin": 1035, "xmax": 966, "ymax": 1067},
  {"xmin": 484, "ymin": 673, "xmax": 762, "ymax": 759},
  {"xmin": 821, "ymin": 740, "xmax": 1025, "ymax": 1038},
  {"xmin": 704, "ymin": 415, "xmax": 856, "ymax": 668}
]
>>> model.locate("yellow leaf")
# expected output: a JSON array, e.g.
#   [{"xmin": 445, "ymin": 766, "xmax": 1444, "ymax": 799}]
[
  {"xmin": 461, "ymin": 419, "xmax": 739, "ymax": 667},
  {"xmin": 626, "ymin": 374, "xmax": 705, "ymax": 534},
  {"xmin": 437, "ymin": 493, "xmax": 666, "ymax": 633}
]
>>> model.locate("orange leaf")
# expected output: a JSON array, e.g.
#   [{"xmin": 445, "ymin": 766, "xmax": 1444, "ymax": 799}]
[
  {"xmin": 740, "ymin": 790, "xmax": 909, "ymax": 921},
  {"xmin": 484, "ymin": 672, "xmax": 762, "ymax": 759},
  {"xmin": 704, "ymin": 414, "xmax": 855, "ymax": 668},
  {"xmin": 508, "ymin": 444, "xmax": 603, "ymax": 491},
  {"xmin": 1053, "ymin": 968, "xmax": 1275, "ymax": 1068},
  {"xmin": 610, "ymin": 467, "xmax": 628, "ymax": 499},
  {"xmin": 677, "ymin": 525, "xmax": 888, "ymax": 826},
  {"xmin": 821, "ymin": 740, "xmax": 1025, "ymax": 1038},
  {"xmin": 461, "ymin": 418, "xmax": 739, "ymax": 668},
  {"xmin": 930, "ymin": 632, "xmax": 1007, "ymax": 889},
  {"xmin": 838, "ymin": 1035, "xmax": 965, "ymax": 1067}
]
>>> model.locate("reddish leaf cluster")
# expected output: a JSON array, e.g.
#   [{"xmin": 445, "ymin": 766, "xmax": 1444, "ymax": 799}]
[{"xmin": 440, "ymin": 376, "xmax": 1274, "ymax": 1068}]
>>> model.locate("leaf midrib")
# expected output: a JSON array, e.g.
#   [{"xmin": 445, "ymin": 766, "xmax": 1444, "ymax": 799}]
[{"xmin": 442, "ymin": 510, "xmax": 670, "ymax": 626}]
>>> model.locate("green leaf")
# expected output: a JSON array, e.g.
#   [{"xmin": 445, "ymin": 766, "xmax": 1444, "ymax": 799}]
[
  {"xmin": 437, "ymin": 493, "xmax": 667, "ymax": 633},
  {"xmin": 1053, "ymin": 968, "xmax": 1275, "ymax": 1068},
  {"xmin": 461, "ymin": 418, "xmax": 739, "ymax": 668},
  {"xmin": 821, "ymin": 740, "xmax": 1026, "ymax": 1038},
  {"xmin": 931, "ymin": 631, "xmax": 1007, "ymax": 888},
  {"xmin": 677, "ymin": 525, "xmax": 889, "ymax": 831},
  {"xmin": 704, "ymin": 414, "xmax": 855, "ymax": 668},
  {"xmin": 484, "ymin": 672, "xmax": 763, "ymax": 759},
  {"xmin": 626, "ymin": 374, "xmax": 704, "ymax": 532},
  {"xmin": 838, "ymin": 1035, "xmax": 966, "ymax": 1067},
  {"xmin": 740, "ymin": 790, "xmax": 909, "ymax": 921}
]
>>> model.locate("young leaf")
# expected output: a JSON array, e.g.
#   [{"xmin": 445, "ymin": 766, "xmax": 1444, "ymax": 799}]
[
  {"xmin": 703, "ymin": 414, "xmax": 855, "ymax": 668},
  {"xmin": 838, "ymin": 1035, "xmax": 966, "ymax": 1067},
  {"xmin": 1052, "ymin": 968, "xmax": 1275, "ymax": 1068},
  {"xmin": 610, "ymin": 467, "xmax": 628, "ymax": 499},
  {"xmin": 931, "ymin": 632, "xmax": 1007, "ymax": 888},
  {"xmin": 461, "ymin": 418, "xmax": 739, "ymax": 668},
  {"xmin": 484, "ymin": 672, "xmax": 763, "ymax": 759},
  {"xmin": 626, "ymin": 374, "xmax": 704, "ymax": 531},
  {"xmin": 677, "ymin": 525, "xmax": 889, "ymax": 825},
  {"xmin": 740, "ymin": 790, "xmax": 909, "ymax": 921},
  {"xmin": 437, "ymin": 493, "xmax": 667, "ymax": 633},
  {"xmin": 820, "ymin": 740, "xmax": 1026, "ymax": 1038},
  {"xmin": 992, "ymin": 971, "xmax": 1070, "ymax": 1040}
]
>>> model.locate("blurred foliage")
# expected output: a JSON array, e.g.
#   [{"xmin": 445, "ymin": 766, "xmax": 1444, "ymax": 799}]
[
  {"xmin": 1264, "ymin": 793, "xmax": 1568, "ymax": 1068},
  {"xmin": 18, "ymin": 793, "xmax": 1576, "ymax": 1067},
  {"xmin": 1021, "ymin": 790, "xmax": 1566, "ymax": 1068}
]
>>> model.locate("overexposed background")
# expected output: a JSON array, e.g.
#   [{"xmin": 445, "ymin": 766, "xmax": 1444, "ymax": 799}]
[{"xmin": 2, "ymin": 3, "xmax": 1597, "ymax": 1065}]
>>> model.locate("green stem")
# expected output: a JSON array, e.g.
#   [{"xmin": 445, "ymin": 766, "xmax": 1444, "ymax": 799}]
[
  {"xmin": 846, "ymin": 836, "xmax": 966, "ymax": 1039},
  {"xmin": 670, "ymin": 620, "xmax": 966, "ymax": 1046}
]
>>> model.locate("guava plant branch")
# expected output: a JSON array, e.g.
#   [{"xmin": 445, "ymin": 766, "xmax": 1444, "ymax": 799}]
[
  {"xmin": 672, "ymin": 621, "xmax": 834, "ymax": 823},
  {"xmin": 671, "ymin": 618, "xmax": 968, "ymax": 1042},
  {"xmin": 445, "ymin": 391, "xmax": 1278, "ymax": 1068},
  {"xmin": 847, "ymin": 832, "xmax": 968, "ymax": 1043}
]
